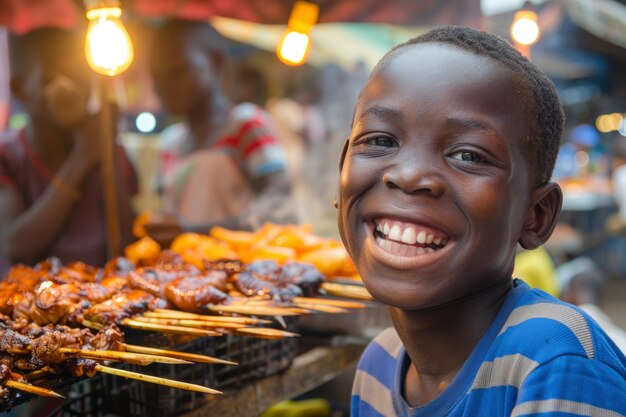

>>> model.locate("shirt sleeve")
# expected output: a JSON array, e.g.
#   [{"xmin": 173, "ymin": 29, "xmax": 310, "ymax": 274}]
[
  {"xmin": 237, "ymin": 116, "xmax": 287, "ymax": 180},
  {"xmin": 514, "ymin": 354, "xmax": 626, "ymax": 416}
]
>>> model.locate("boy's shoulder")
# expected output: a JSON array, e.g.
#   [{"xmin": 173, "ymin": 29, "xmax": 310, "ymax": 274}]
[{"xmin": 485, "ymin": 281, "xmax": 626, "ymax": 376}]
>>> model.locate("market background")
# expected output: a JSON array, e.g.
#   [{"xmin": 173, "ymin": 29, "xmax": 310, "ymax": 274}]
[{"xmin": 1, "ymin": 0, "xmax": 626, "ymax": 414}]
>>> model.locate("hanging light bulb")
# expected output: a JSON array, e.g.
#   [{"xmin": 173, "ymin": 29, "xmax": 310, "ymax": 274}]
[
  {"xmin": 276, "ymin": 1, "xmax": 319, "ymax": 66},
  {"xmin": 510, "ymin": 8, "xmax": 540, "ymax": 46},
  {"xmin": 84, "ymin": 0, "xmax": 134, "ymax": 76}
]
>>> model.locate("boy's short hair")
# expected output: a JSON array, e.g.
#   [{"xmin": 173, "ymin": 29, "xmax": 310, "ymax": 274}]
[{"xmin": 375, "ymin": 25, "xmax": 564, "ymax": 185}]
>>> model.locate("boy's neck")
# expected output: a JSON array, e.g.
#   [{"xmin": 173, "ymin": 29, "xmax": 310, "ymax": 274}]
[{"xmin": 390, "ymin": 278, "xmax": 513, "ymax": 407}]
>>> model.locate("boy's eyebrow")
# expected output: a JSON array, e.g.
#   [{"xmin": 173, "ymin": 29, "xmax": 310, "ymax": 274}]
[
  {"xmin": 359, "ymin": 105, "xmax": 402, "ymax": 120},
  {"xmin": 446, "ymin": 116, "xmax": 495, "ymax": 133}
]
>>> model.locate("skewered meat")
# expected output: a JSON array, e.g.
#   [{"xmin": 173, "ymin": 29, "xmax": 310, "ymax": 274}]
[
  {"xmin": 0, "ymin": 324, "xmax": 31, "ymax": 355},
  {"xmin": 231, "ymin": 271, "xmax": 302, "ymax": 302},
  {"xmin": 0, "ymin": 363, "xmax": 27, "ymax": 402},
  {"xmin": 274, "ymin": 262, "xmax": 324, "ymax": 297},
  {"xmin": 204, "ymin": 259, "xmax": 244, "ymax": 276},
  {"xmin": 163, "ymin": 274, "xmax": 230, "ymax": 313},
  {"xmin": 12, "ymin": 282, "xmax": 83, "ymax": 326},
  {"xmin": 0, "ymin": 316, "xmax": 124, "ymax": 375},
  {"xmin": 128, "ymin": 268, "xmax": 193, "ymax": 298},
  {"xmin": 63, "ymin": 357, "xmax": 99, "ymax": 378},
  {"xmin": 246, "ymin": 260, "xmax": 281, "ymax": 278},
  {"xmin": 228, "ymin": 261, "xmax": 325, "ymax": 302},
  {"xmin": 103, "ymin": 256, "xmax": 135, "ymax": 277},
  {"xmin": 83, "ymin": 290, "xmax": 167, "ymax": 325},
  {"xmin": 99, "ymin": 276, "xmax": 129, "ymax": 293},
  {"xmin": 87, "ymin": 326, "xmax": 125, "ymax": 351}
]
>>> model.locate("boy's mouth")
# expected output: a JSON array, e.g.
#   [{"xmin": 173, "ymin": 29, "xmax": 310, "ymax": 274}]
[{"xmin": 373, "ymin": 218, "xmax": 449, "ymax": 256}]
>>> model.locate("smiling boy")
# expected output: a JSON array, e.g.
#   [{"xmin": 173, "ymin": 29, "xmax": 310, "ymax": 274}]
[{"xmin": 338, "ymin": 26, "xmax": 626, "ymax": 416}]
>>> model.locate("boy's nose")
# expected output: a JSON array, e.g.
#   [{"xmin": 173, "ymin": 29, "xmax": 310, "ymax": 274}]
[{"xmin": 382, "ymin": 163, "xmax": 444, "ymax": 196}]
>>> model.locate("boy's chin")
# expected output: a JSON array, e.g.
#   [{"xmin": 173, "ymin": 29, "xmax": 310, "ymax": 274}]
[{"xmin": 361, "ymin": 279, "xmax": 449, "ymax": 311}]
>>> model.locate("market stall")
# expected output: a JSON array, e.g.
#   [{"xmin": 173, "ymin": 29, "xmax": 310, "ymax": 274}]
[{"xmin": 0, "ymin": 223, "xmax": 375, "ymax": 416}]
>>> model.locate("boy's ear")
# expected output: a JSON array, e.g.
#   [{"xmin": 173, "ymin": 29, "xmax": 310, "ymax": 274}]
[{"xmin": 519, "ymin": 182, "xmax": 563, "ymax": 250}]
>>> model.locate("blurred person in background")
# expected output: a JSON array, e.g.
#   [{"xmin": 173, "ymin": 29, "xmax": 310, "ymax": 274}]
[
  {"xmin": 513, "ymin": 246, "xmax": 559, "ymax": 297},
  {"xmin": 558, "ymin": 256, "xmax": 626, "ymax": 354},
  {"xmin": 553, "ymin": 123, "xmax": 608, "ymax": 180},
  {"xmin": 145, "ymin": 19, "xmax": 296, "ymax": 246},
  {"xmin": 0, "ymin": 28, "xmax": 137, "ymax": 275}
]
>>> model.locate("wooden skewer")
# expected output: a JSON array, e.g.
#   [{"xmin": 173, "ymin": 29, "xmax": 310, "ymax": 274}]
[
  {"xmin": 231, "ymin": 299, "xmax": 274, "ymax": 306},
  {"xmin": 81, "ymin": 319, "xmax": 103, "ymax": 330},
  {"xmin": 234, "ymin": 327, "xmax": 299, "ymax": 339},
  {"xmin": 321, "ymin": 282, "xmax": 374, "ymax": 300},
  {"xmin": 293, "ymin": 297, "xmax": 367, "ymax": 309},
  {"xmin": 124, "ymin": 344, "xmax": 237, "ymax": 366},
  {"xmin": 95, "ymin": 364, "xmax": 222, "ymax": 395},
  {"xmin": 283, "ymin": 307, "xmax": 314, "ymax": 315},
  {"xmin": 150, "ymin": 309, "xmax": 271, "ymax": 324},
  {"xmin": 6, "ymin": 380, "xmax": 65, "ymax": 398},
  {"xmin": 291, "ymin": 302, "xmax": 350, "ymax": 314},
  {"xmin": 132, "ymin": 316, "xmax": 246, "ymax": 330},
  {"xmin": 208, "ymin": 305, "xmax": 300, "ymax": 316},
  {"xmin": 57, "ymin": 348, "xmax": 191, "ymax": 365},
  {"xmin": 121, "ymin": 319, "xmax": 222, "ymax": 337},
  {"xmin": 24, "ymin": 369, "xmax": 52, "ymax": 381},
  {"xmin": 224, "ymin": 299, "xmax": 348, "ymax": 314},
  {"xmin": 223, "ymin": 299, "xmax": 316, "ymax": 314}
]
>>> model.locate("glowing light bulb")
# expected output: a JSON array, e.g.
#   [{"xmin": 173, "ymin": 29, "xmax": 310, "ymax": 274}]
[
  {"xmin": 276, "ymin": 1, "xmax": 318, "ymax": 66},
  {"xmin": 85, "ymin": 4, "xmax": 134, "ymax": 76},
  {"xmin": 511, "ymin": 10, "xmax": 540, "ymax": 46},
  {"xmin": 277, "ymin": 31, "xmax": 311, "ymax": 66},
  {"xmin": 136, "ymin": 111, "xmax": 156, "ymax": 133}
]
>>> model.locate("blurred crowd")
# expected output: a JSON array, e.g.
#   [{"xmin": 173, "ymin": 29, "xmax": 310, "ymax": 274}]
[{"xmin": 0, "ymin": 20, "xmax": 368, "ymax": 275}]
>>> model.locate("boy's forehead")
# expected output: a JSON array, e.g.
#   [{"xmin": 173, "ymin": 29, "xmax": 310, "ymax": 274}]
[
  {"xmin": 376, "ymin": 43, "xmax": 512, "ymax": 85},
  {"xmin": 359, "ymin": 43, "xmax": 527, "ymax": 120}
]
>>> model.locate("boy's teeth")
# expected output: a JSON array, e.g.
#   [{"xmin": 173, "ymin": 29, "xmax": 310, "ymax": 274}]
[
  {"xmin": 375, "ymin": 220, "xmax": 448, "ymax": 249},
  {"xmin": 388, "ymin": 225, "xmax": 402, "ymax": 241},
  {"xmin": 400, "ymin": 227, "xmax": 416, "ymax": 244}
]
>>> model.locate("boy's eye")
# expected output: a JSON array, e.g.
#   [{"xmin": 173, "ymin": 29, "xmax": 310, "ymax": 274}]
[
  {"xmin": 450, "ymin": 150, "xmax": 487, "ymax": 163},
  {"xmin": 367, "ymin": 136, "xmax": 396, "ymax": 147}
]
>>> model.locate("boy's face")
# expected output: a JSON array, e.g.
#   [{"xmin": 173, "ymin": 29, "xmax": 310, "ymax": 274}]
[{"xmin": 338, "ymin": 44, "xmax": 536, "ymax": 310}]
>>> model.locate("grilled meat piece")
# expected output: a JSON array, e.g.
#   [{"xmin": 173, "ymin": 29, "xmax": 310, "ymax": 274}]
[
  {"xmin": 275, "ymin": 262, "xmax": 324, "ymax": 297},
  {"xmin": 204, "ymin": 259, "xmax": 244, "ymax": 276},
  {"xmin": 83, "ymin": 290, "xmax": 167, "ymax": 325},
  {"xmin": 163, "ymin": 274, "xmax": 230, "ymax": 313}
]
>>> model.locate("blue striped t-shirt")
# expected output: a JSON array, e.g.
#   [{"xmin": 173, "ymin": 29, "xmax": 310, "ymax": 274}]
[{"xmin": 352, "ymin": 280, "xmax": 626, "ymax": 416}]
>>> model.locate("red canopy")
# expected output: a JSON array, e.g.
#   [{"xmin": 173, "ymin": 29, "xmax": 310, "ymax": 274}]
[{"xmin": 0, "ymin": 0, "xmax": 482, "ymax": 34}]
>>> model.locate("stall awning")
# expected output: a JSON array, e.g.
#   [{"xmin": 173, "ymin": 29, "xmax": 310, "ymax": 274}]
[
  {"xmin": 211, "ymin": 17, "xmax": 429, "ymax": 70},
  {"xmin": 0, "ymin": 0, "xmax": 482, "ymax": 34},
  {"xmin": 563, "ymin": 0, "xmax": 626, "ymax": 49}
]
